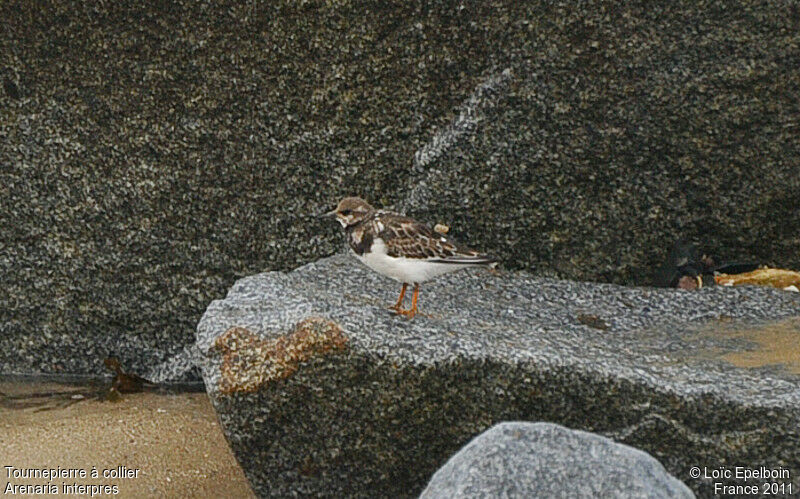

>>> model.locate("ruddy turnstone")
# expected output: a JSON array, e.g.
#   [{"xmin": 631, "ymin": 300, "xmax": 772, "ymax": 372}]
[{"xmin": 324, "ymin": 197, "xmax": 497, "ymax": 318}]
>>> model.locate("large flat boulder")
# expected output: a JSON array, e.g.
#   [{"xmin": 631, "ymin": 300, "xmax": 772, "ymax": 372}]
[
  {"xmin": 197, "ymin": 254, "xmax": 800, "ymax": 497},
  {"xmin": 420, "ymin": 422, "xmax": 693, "ymax": 498},
  {"xmin": 3, "ymin": 0, "xmax": 799, "ymax": 376}
]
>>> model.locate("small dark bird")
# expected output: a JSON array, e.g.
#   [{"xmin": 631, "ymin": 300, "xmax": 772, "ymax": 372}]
[{"xmin": 654, "ymin": 239, "xmax": 758, "ymax": 289}]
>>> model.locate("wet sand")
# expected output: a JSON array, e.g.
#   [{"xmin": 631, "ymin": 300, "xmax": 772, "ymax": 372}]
[
  {"xmin": 1, "ymin": 382, "xmax": 254, "ymax": 498},
  {"xmin": 698, "ymin": 317, "xmax": 800, "ymax": 374}
]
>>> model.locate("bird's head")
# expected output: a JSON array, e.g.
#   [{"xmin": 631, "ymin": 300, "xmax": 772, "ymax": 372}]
[{"xmin": 323, "ymin": 197, "xmax": 374, "ymax": 228}]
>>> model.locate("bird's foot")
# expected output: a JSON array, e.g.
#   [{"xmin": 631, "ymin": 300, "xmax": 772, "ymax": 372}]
[
  {"xmin": 390, "ymin": 283, "xmax": 420, "ymax": 319},
  {"xmin": 389, "ymin": 306, "xmax": 433, "ymax": 319},
  {"xmin": 395, "ymin": 308, "xmax": 417, "ymax": 319}
]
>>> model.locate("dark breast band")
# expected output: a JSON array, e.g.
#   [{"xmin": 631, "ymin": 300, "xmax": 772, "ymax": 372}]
[{"xmin": 346, "ymin": 221, "xmax": 374, "ymax": 256}]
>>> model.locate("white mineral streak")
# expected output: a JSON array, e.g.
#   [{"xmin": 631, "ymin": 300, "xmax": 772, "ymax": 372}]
[{"xmin": 400, "ymin": 68, "xmax": 514, "ymax": 212}]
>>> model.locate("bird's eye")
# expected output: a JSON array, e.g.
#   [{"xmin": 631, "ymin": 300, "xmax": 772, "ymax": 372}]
[{"xmin": 341, "ymin": 209, "xmax": 352, "ymax": 216}]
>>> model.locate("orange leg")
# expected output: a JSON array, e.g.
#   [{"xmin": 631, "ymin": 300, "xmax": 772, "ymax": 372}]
[
  {"xmin": 390, "ymin": 283, "xmax": 408, "ymax": 312},
  {"xmin": 397, "ymin": 284, "xmax": 419, "ymax": 318}
]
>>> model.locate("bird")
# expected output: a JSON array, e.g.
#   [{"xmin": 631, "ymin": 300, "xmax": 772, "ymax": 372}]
[{"xmin": 323, "ymin": 197, "xmax": 497, "ymax": 318}]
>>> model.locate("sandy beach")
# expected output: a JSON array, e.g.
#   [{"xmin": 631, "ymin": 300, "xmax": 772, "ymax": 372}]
[{"xmin": 1, "ymin": 381, "xmax": 254, "ymax": 498}]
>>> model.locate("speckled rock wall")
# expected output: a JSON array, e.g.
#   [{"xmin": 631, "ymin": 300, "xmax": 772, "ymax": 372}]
[{"xmin": 2, "ymin": 0, "xmax": 799, "ymax": 375}]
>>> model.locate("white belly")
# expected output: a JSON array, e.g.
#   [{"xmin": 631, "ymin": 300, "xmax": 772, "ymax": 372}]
[{"xmin": 354, "ymin": 238, "xmax": 470, "ymax": 284}]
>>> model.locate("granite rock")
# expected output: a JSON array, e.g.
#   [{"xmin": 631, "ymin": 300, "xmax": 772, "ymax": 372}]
[
  {"xmin": 2, "ymin": 0, "xmax": 798, "ymax": 376},
  {"xmin": 420, "ymin": 421, "xmax": 693, "ymax": 498},
  {"xmin": 197, "ymin": 254, "xmax": 800, "ymax": 497}
]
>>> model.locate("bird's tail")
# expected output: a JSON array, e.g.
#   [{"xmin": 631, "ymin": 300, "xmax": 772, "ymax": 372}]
[{"xmin": 430, "ymin": 255, "xmax": 498, "ymax": 266}]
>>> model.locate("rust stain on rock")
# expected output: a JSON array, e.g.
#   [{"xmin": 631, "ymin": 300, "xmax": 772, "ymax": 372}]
[{"xmin": 213, "ymin": 318, "xmax": 348, "ymax": 395}]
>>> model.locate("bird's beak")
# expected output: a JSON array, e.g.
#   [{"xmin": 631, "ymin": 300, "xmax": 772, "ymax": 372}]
[{"xmin": 318, "ymin": 208, "xmax": 337, "ymax": 219}]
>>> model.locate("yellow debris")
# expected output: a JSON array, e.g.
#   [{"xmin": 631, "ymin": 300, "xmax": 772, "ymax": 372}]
[{"xmin": 715, "ymin": 268, "xmax": 800, "ymax": 290}]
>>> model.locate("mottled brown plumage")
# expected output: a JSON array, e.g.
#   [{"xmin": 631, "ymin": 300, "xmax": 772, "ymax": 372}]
[
  {"xmin": 377, "ymin": 213, "xmax": 482, "ymax": 261},
  {"xmin": 325, "ymin": 197, "xmax": 497, "ymax": 318}
]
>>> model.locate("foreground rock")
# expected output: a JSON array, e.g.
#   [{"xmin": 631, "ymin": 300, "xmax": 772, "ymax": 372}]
[
  {"xmin": 197, "ymin": 255, "xmax": 800, "ymax": 497},
  {"xmin": 420, "ymin": 422, "xmax": 693, "ymax": 498},
  {"xmin": 3, "ymin": 0, "xmax": 800, "ymax": 377}
]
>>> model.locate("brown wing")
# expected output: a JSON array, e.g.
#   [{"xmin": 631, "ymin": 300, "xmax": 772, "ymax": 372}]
[{"xmin": 377, "ymin": 213, "xmax": 494, "ymax": 263}]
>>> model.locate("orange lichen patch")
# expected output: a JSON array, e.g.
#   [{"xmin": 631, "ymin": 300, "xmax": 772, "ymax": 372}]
[
  {"xmin": 213, "ymin": 318, "xmax": 348, "ymax": 395},
  {"xmin": 715, "ymin": 268, "xmax": 800, "ymax": 290}
]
